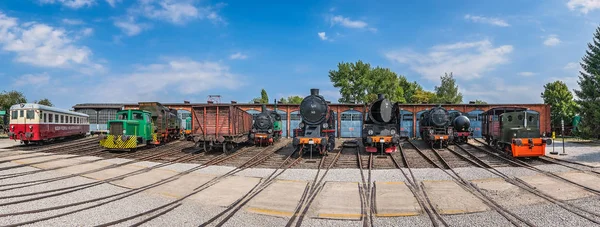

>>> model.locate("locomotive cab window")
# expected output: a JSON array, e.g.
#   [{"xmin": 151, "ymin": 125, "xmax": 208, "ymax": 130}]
[
  {"xmin": 118, "ymin": 113, "xmax": 128, "ymax": 120},
  {"xmin": 133, "ymin": 113, "xmax": 144, "ymax": 120},
  {"xmin": 528, "ymin": 116, "xmax": 534, "ymax": 122},
  {"xmin": 11, "ymin": 111, "xmax": 17, "ymax": 119},
  {"xmin": 20, "ymin": 110, "xmax": 24, "ymax": 118},
  {"xmin": 26, "ymin": 110, "xmax": 34, "ymax": 119},
  {"xmin": 507, "ymin": 115, "xmax": 513, "ymax": 122},
  {"xmin": 518, "ymin": 115, "xmax": 523, "ymax": 121}
]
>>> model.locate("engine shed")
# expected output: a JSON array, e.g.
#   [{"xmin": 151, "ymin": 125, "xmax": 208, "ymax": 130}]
[{"xmin": 74, "ymin": 102, "xmax": 551, "ymax": 139}]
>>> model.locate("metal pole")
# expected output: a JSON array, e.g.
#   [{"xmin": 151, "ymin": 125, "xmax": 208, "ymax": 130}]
[{"xmin": 560, "ymin": 117, "xmax": 567, "ymax": 156}]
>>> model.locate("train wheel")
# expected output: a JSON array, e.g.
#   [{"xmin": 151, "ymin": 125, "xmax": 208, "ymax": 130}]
[{"xmin": 23, "ymin": 141, "xmax": 30, "ymax": 145}]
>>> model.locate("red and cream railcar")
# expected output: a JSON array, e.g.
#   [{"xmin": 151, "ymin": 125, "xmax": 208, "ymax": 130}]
[{"xmin": 8, "ymin": 103, "xmax": 90, "ymax": 144}]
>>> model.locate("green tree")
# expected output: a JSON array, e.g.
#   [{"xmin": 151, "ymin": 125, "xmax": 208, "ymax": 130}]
[
  {"xmin": 411, "ymin": 89, "xmax": 437, "ymax": 104},
  {"xmin": 574, "ymin": 26, "xmax": 600, "ymax": 138},
  {"xmin": 329, "ymin": 60, "xmax": 404, "ymax": 104},
  {"xmin": 260, "ymin": 89, "xmax": 269, "ymax": 104},
  {"xmin": 0, "ymin": 90, "xmax": 27, "ymax": 116},
  {"xmin": 541, "ymin": 81, "xmax": 578, "ymax": 130},
  {"xmin": 34, "ymin": 98, "xmax": 53, "ymax": 107},
  {"xmin": 398, "ymin": 76, "xmax": 422, "ymax": 104},
  {"xmin": 474, "ymin": 100, "xmax": 487, "ymax": 104},
  {"xmin": 434, "ymin": 72, "xmax": 463, "ymax": 104},
  {"xmin": 286, "ymin": 96, "xmax": 304, "ymax": 104},
  {"xmin": 278, "ymin": 97, "xmax": 287, "ymax": 104}
]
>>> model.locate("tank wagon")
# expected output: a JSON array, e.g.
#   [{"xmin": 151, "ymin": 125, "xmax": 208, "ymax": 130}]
[
  {"xmin": 482, "ymin": 107, "xmax": 551, "ymax": 157},
  {"xmin": 99, "ymin": 102, "xmax": 181, "ymax": 150},
  {"xmin": 249, "ymin": 104, "xmax": 282, "ymax": 146},
  {"xmin": 449, "ymin": 112, "xmax": 472, "ymax": 144},
  {"xmin": 190, "ymin": 104, "xmax": 252, "ymax": 153},
  {"xmin": 9, "ymin": 103, "xmax": 89, "ymax": 145},
  {"xmin": 420, "ymin": 105, "xmax": 453, "ymax": 148},
  {"xmin": 292, "ymin": 88, "xmax": 336, "ymax": 157},
  {"xmin": 362, "ymin": 94, "xmax": 401, "ymax": 154}
]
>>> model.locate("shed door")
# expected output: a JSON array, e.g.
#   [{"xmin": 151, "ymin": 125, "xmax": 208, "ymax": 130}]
[
  {"xmin": 467, "ymin": 110, "xmax": 484, "ymax": 138},
  {"xmin": 416, "ymin": 110, "xmax": 427, "ymax": 138},
  {"xmin": 340, "ymin": 110, "xmax": 362, "ymax": 138},
  {"xmin": 290, "ymin": 111, "xmax": 301, "ymax": 137},
  {"xmin": 400, "ymin": 110, "xmax": 413, "ymax": 138},
  {"xmin": 276, "ymin": 110, "xmax": 288, "ymax": 137}
]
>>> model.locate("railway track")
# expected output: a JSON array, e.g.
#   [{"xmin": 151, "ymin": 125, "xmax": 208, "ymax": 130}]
[
  {"xmin": 7, "ymin": 136, "xmax": 97, "ymax": 152},
  {"xmin": 450, "ymin": 142, "xmax": 600, "ymax": 225},
  {"xmin": 400, "ymin": 141, "xmax": 438, "ymax": 168}
]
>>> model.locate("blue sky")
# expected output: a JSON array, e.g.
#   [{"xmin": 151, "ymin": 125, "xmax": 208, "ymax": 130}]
[{"xmin": 0, "ymin": 0, "xmax": 599, "ymax": 109}]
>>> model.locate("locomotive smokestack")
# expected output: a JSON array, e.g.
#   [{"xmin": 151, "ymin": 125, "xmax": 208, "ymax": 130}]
[
  {"xmin": 310, "ymin": 88, "xmax": 319, "ymax": 96},
  {"xmin": 377, "ymin": 94, "xmax": 384, "ymax": 100},
  {"xmin": 261, "ymin": 104, "xmax": 267, "ymax": 112}
]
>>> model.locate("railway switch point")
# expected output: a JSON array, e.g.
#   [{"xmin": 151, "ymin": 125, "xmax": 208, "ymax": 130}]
[
  {"xmin": 421, "ymin": 180, "xmax": 490, "ymax": 214},
  {"xmin": 190, "ymin": 176, "xmax": 261, "ymax": 207},
  {"xmin": 374, "ymin": 181, "xmax": 421, "ymax": 217},
  {"xmin": 245, "ymin": 179, "xmax": 309, "ymax": 217},
  {"xmin": 309, "ymin": 181, "xmax": 363, "ymax": 220}
]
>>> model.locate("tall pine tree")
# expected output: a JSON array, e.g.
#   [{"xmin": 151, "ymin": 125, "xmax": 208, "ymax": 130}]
[
  {"xmin": 434, "ymin": 72, "xmax": 463, "ymax": 104},
  {"xmin": 574, "ymin": 26, "xmax": 600, "ymax": 138}
]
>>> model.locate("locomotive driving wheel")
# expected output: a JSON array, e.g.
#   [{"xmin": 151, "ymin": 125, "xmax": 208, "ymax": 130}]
[{"xmin": 223, "ymin": 142, "xmax": 234, "ymax": 154}]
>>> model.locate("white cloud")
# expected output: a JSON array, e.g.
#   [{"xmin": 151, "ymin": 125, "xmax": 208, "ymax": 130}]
[
  {"xmin": 330, "ymin": 15, "xmax": 372, "ymax": 29},
  {"xmin": 105, "ymin": 0, "xmax": 121, "ymax": 7},
  {"xmin": 134, "ymin": 0, "xmax": 224, "ymax": 25},
  {"xmin": 39, "ymin": 0, "xmax": 96, "ymax": 9},
  {"xmin": 114, "ymin": 16, "xmax": 146, "ymax": 36},
  {"xmin": 0, "ymin": 12, "xmax": 100, "ymax": 71},
  {"xmin": 318, "ymin": 32, "xmax": 328, "ymax": 40},
  {"xmin": 81, "ymin": 27, "xmax": 93, "ymax": 37},
  {"xmin": 564, "ymin": 62, "xmax": 580, "ymax": 70},
  {"xmin": 62, "ymin": 18, "xmax": 84, "ymax": 25},
  {"xmin": 567, "ymin": 0, "xmax": 600, "ymax": 13},
  {"xmin": 229, "ymin": 52, "xmax": 247, "ymax": 60},
  {"xmin": 94, "ymin": 59, "xmax": 242, "ymax": 101},
  {"xmin": 13, "ymin": 73, "xmax": 51, "ymax": 87},
  {"xmin": 464, "ymin": 14, "xmax": 510, "ymax": 27},
  {"xmin": 385, "ymin": 39, "xmax": 513, "ymax": 81},
  {"xmin": 543, "ymin": 34, "xmax": 561, "ymax": 46},
  {"xmin": 518, "ymin": 72, "xmax": 537, "ymax": 77}
]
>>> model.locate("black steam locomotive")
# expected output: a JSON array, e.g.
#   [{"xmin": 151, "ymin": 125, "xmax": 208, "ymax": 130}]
[
  {"xmin": 420, "ymin": 106, "xmax": 453, "ymax": 148},
  {"xmin": 292, "ymin": 88, "xmax": 336, "ymax": 157},
  {"xmin": 249, "ymin": 104, "xmax": 280, "ymax": 146},
  {"xmin": 449, "ymin": 112, "xmax": 473, "ymax": 144},
  {"xmin": 362, "ymin": 94, "xmax": 401, "ymax": 154}
]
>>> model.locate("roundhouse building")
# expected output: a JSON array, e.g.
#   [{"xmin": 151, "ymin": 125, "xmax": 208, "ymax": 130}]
[{"xmin": 74, "ymin": 102, "xmax": 551, "ymax": 139}]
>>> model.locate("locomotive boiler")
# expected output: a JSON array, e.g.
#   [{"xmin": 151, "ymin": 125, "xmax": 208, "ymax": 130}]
[
  {"xmin": 420, "ymin": 105, "xmax": 453, "ymax": 148},
  {"xmin": 292, "ymin": 88, "xmax": 336, "ymax": 157},
  {"xmin": 450, "ymin": 112, "xmax": 472, "ymax": 144},
  {"xmin": 362, "ymin": 94, "xmax": 401, "ymax": 154}
]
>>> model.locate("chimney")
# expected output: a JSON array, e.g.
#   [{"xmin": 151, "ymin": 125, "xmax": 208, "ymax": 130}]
[
  {"xmin": 310, "ymin": 88, "xmax": 319, "ymax": 96},
  {"xmin": 377, "ymin": 94, "xmax": 384, "ymax": 100},
  {"xmin": 231, "ymin": 101, "xmax": 237, "ymax": 104},
  {"xmin": 261, "ymin": 104, "xmax": 267, "ymax": 112}
]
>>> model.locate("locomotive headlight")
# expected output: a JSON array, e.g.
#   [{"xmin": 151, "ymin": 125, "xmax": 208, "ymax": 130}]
[
  {"xmin": 268, "ymin": 129, "xmax": 273, "ymax": 133},
  {"xmin": 252, "ymin": 128, "xmax": 257, "ymax": 133},
  {"xmin": 299, "ymin": 122, "xmax": 305, "ymax": 128},
  {"xmin": 390, "ymin": 129, "xmax": 396, "ymax": 135},
  {"xmin": 368, "ymin": 129, "xmax": 374, "ymax": 135},
  {"xmin": 122, "ymin": 130, "xmax": 126, "ymax": 134},
  {"xmin": 322, "ymin": 123, "xmax": 328, "ymax": 128}
]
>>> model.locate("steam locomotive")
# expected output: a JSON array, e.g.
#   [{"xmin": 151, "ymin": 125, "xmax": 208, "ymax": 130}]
[
  {"xmin": 292, "ymin": 88, "xmax": 336, "ymax": 157},
  {"xmin": 449, "ymin": 112, "xmax": 473, "ymax": 144},
  {"xmin": 420, "ymin": 106, "xmax": 453, "ymax": 148},
  {"xmin": 249, "ymin": 104, "xmax": 283, "ymax": 146},
  {"xmin": 362, "ymin": 94, "xmax": 401, "ymax": 154}
]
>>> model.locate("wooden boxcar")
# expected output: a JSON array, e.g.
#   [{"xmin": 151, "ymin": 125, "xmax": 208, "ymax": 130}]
[{"xmin": 190, "ymin": 104, "xmax": 252, "ymax": 153}]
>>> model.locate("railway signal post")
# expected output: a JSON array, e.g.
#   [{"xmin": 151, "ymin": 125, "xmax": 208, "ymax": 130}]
[
  {"xmin": 550, "ymin": 131, "xmax": 558, "ymax": 155},
  {"xmin": 560, "ymin": 119, "xmax": 567, "ymax": 156}
]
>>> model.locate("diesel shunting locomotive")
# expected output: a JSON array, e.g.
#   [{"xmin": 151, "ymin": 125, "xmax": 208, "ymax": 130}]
[
  {"xmin": 482, "ymin": 107, "xmax": 551, "ymax": 157},
  {"xmin": 292, "ymin": 88, "xmax": 336, "ymax": 157},
  {"xmin": 362, "ymin": 94, "xmax": 401, "ymax": 154},
  {"xmin": 420, "ymin": 105, "xmax": 453, "ymax": 148}
]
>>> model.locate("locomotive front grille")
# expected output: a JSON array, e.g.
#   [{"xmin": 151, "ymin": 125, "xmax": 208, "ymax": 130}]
[{"xmin": 110, "ymin": 122, "xmax": 124, "ymax": 136}]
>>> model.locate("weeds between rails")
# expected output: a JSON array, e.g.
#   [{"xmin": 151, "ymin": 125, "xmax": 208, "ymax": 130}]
[
  {"xmin": 456, "ymin": 142, "xmax": 600, "ymax": 223},
  {"xmin": 0, "ymin": 141, "xmax": 188, "ymax": 188},
  {"xmin": 406, "ymin": 140, "xmax": 537, "ymax": 227},
  {"xmin": 0, "ymin": 142, "xmax": 262, "ymax": 226},
  {"xmin": 91, "ymin": 141, "xmax": 293, "ymax": 226}
]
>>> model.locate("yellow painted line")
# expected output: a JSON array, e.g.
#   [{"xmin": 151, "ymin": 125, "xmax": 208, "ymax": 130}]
[
  {"xmin": 246, "ymin": 207, "xmax": 294, "ymax": 217},
  {"xmin": 317, "ymin": 213, "xmax": 363, "ymax": 219},
  {"xmin": 378, "ymin": 181, "xmax": 406, "ymax": 185},
  {"xmin": 375, "ymin": 212, "xmax": 420, "ymax": 217},
  {"xmin": 439, "ymin": 209, "xmax": 469, "ymax": 215}
]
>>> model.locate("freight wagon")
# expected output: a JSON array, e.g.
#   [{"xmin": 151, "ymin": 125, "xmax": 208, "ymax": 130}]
[{"xmin": 190, "ymin": 104, "xmax": 253, "ymax": 153}]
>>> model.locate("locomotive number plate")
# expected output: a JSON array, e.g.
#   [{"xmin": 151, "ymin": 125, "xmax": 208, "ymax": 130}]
[
  {"xmin": 440, "ymin": 136, "xmax": 444, "ymax": 139},
  {"xmin": 309, "ymin": 140, "xmax": 314, "ymax": 144},
  {"xmin": 379, "ymin": 139, "xmax": 385, "ymax": 143}
]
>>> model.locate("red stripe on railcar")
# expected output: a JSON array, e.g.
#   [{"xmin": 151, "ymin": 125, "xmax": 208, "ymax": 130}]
[{"xmin": 9, "ymin": 123, "xmax": 89, "ymax": 141}]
